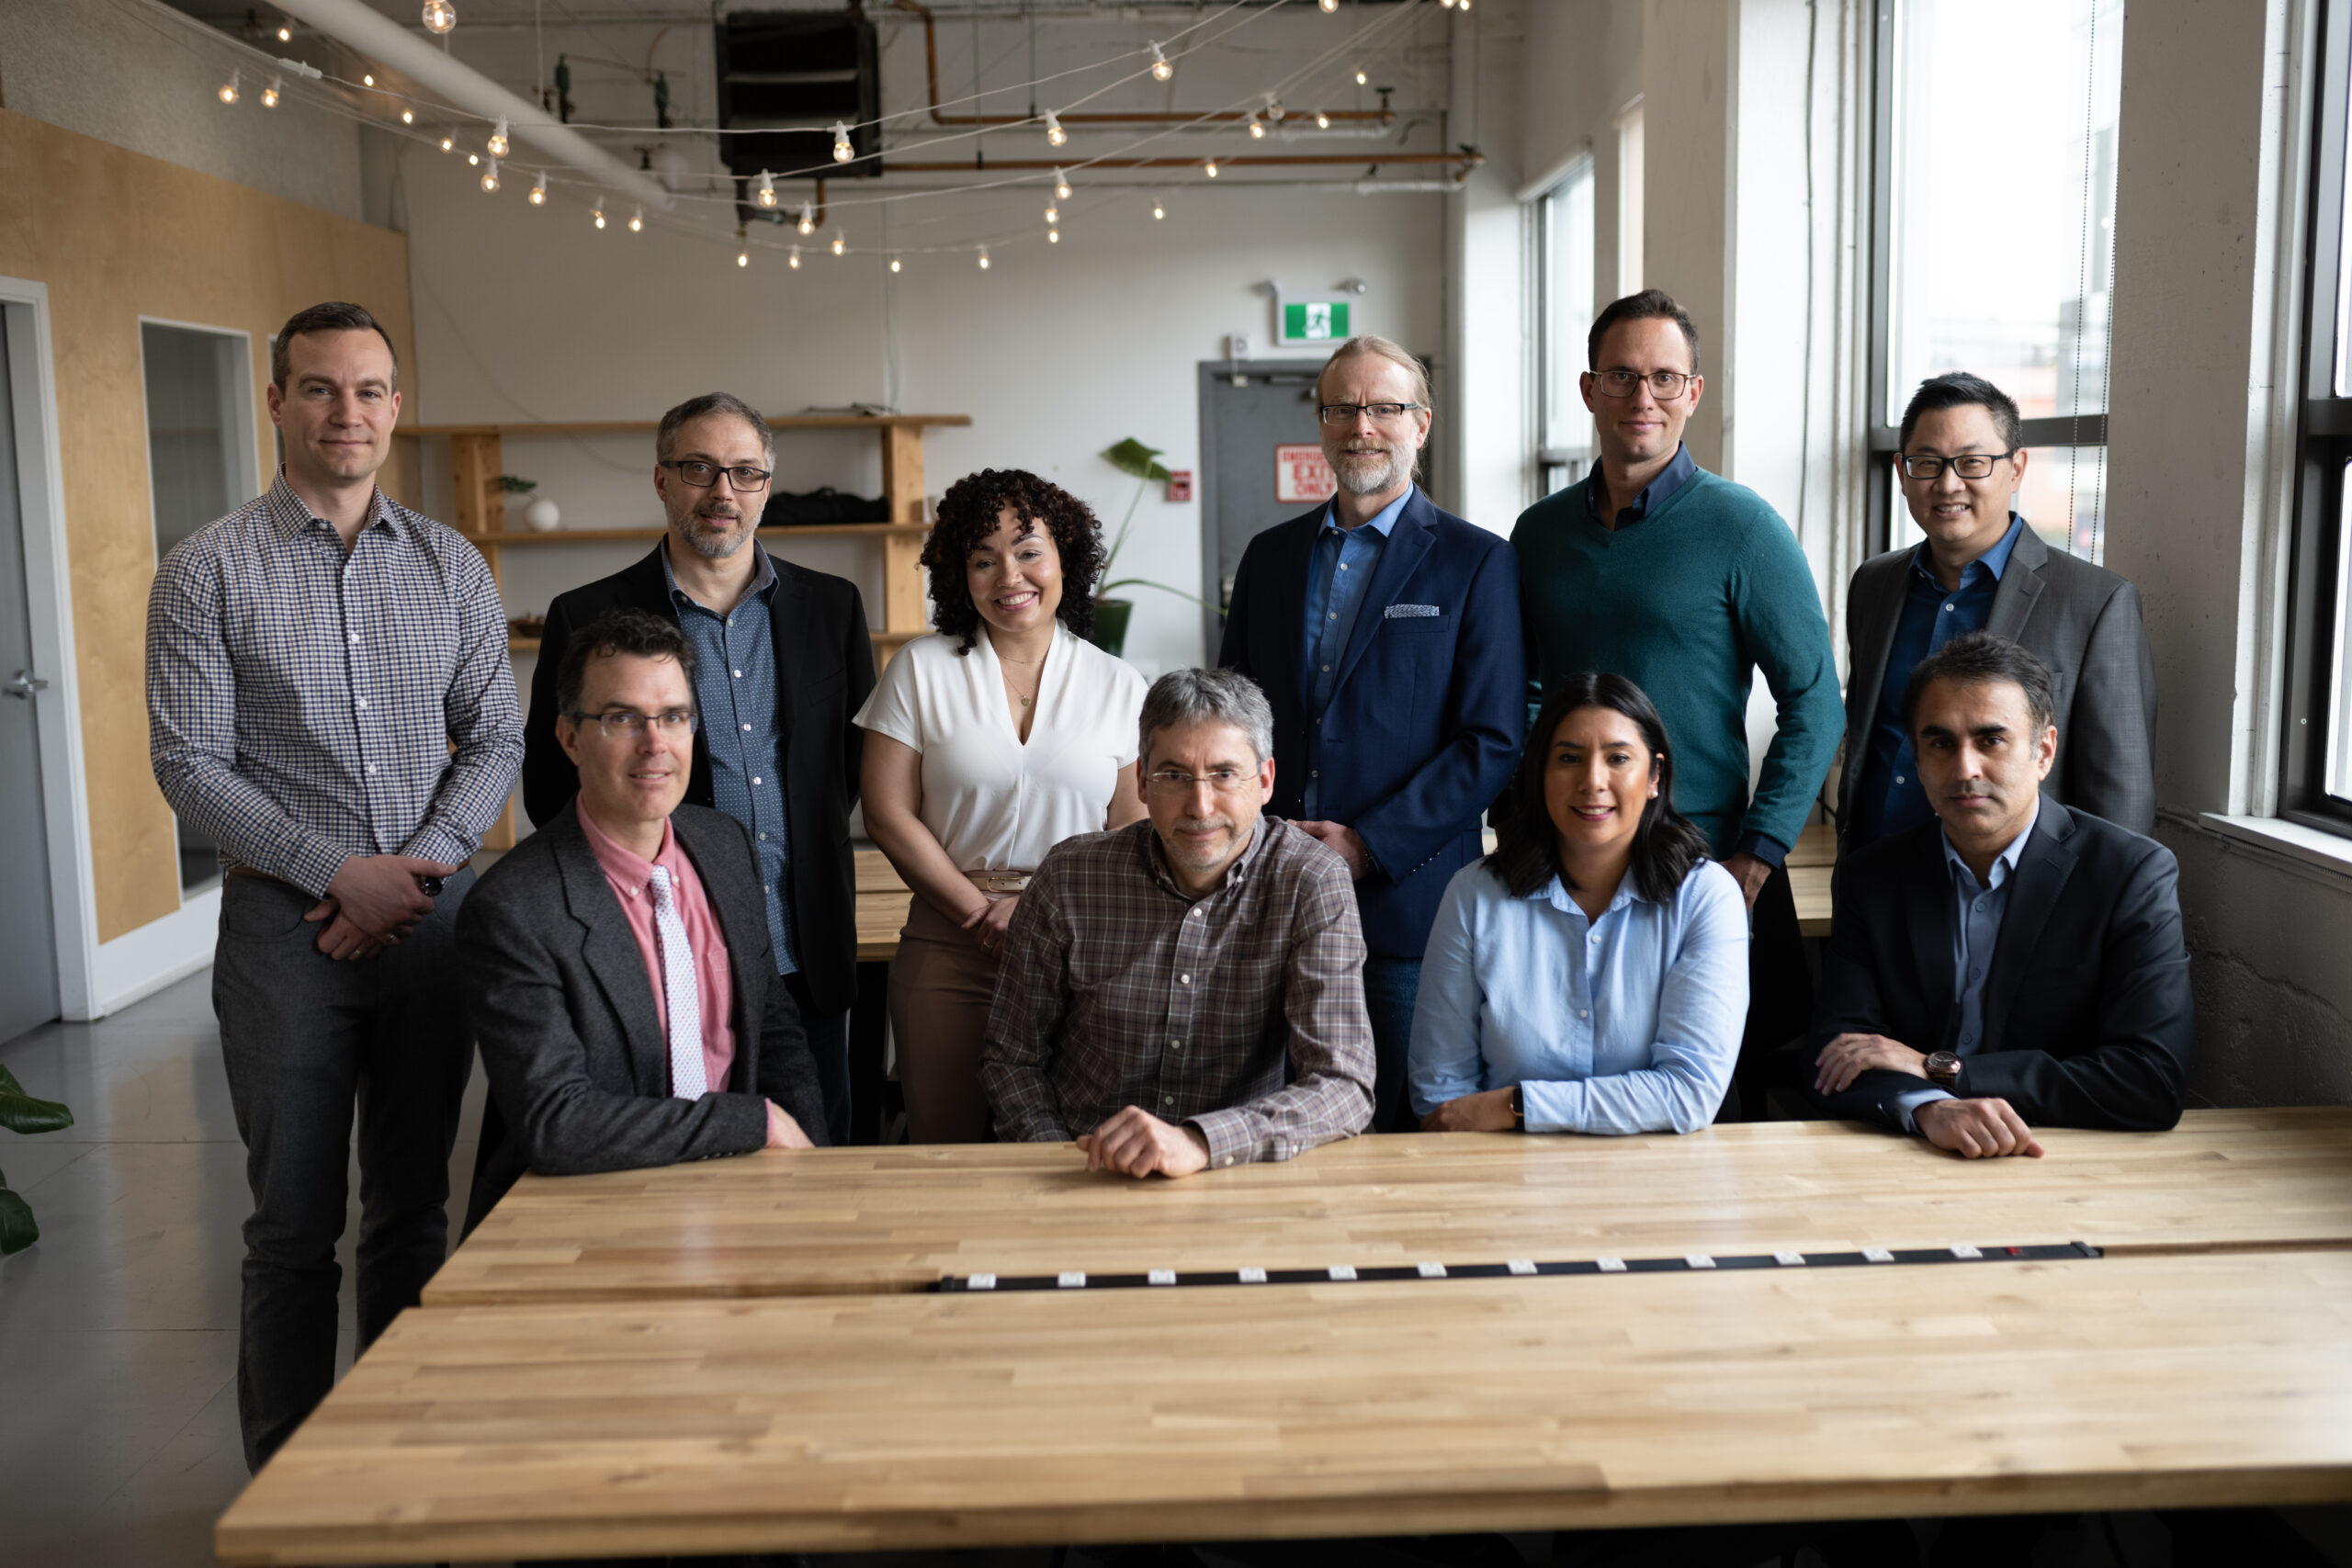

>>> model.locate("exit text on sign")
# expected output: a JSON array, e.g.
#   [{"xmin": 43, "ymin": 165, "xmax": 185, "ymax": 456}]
[{"xmin": 1276, "ymin": 444, "xmax": 1337, "ymax": 504}]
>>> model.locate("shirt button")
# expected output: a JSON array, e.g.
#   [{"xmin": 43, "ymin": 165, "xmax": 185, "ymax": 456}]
[
  {"xmin": 758, "ymin": 831, "xmax": 768, "ymax": 841},
  {"xmin": 733, "ymin": 669, "xmax": 743, "ymax": 678},
  {"xmin": 347, "ymin": 633, "xmax": 359, "ymax": 646},
  {"xmin": 1328, "ymin": 613, "xmax": 1337, "ymax": 620},
  {"xmin": 1943, "ymin": 603, "xmax": 1955, "ymax": 613},
  {"xmin": 1180, "ymin": 975, "xmax": 1192, "ymax": 985},
  {"xmin": 1320, "ymin": 665, "xmax": 1329, "ymax": 672},
  {"xmin": 741, "ymin": 723, "xmax": 752, "ymax": 732},
  {"xmin": 1895, "ymin": 774, "xmax": 1905, "ymax": 784},
  {"xmin": 1589, "ymin": 933, "xmax": 1600, "ymax": 944},
  {"xmin": 1190, "ymin": 908, "xmax": 1204, "ymax": 919},
  {"xmin": 752, "ymin": 777, "xmax": 762, "ymax": 785},
  {"xmin": 1310, "ymin": 769, "xmax": 1319, "ymax": 778},
  {"xmin": 1163, "ymin": 1095, "xmax": 1175, "ymax": 1106},
  {"xmin": 1579, "ymin": 1009, "xmax": 1589, "ymax": 1020},
  {"xmin": 1224, "ymin": 1156, "xmax": 1235, "ymax": 1167},
  {"xmin": 355, "ymin": 697, "xmax": 368, "ymax": 709},
  {"xmin": 1170, "ymin": 1038, "xmax": 1182, "ymax": 1048},
  {"xmin": 365, "ymin": 763, "xmax": 378, "ymax": 775}
]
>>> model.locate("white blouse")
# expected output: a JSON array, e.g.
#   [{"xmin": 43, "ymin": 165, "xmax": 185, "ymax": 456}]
[{"xmin": 853, "ymin": 623, "xmax": 1149, "ymax": 872}]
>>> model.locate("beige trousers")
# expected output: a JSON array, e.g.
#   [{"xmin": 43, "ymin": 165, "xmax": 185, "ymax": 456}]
[{"xmin": 888, "ymin": 893, "xmax": 1005, "ymax": 1144}]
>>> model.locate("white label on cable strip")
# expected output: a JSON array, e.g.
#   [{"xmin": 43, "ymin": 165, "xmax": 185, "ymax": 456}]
[
  {"xmin": 1148, "ymin": 1269, "xmax": 1178, "ymax": 1285},
  {"xmin": 1774, "ymin": 1252, "xmax": 1806, "ymax": 1267},
  {"xmin": 1057, "ymin": 1270, "xmax": 1087, "ymax": 1288},
  {"xmin": 1417, "ymin": 1261, "xmax": 1446, "ymax": 1278},
  {"xmin": 1238, "ymin": 1267, "xmax": 1268, "ymax": 1284},
  {"xmin": 1685, "ymin": 1254, "xmax": 1716, "ymax": 1269},
  {"xmin": 967, "ymin": 1274, "xmax": 997, "ymax": 1291},
  {"xmin": 1508, "ymin": 1259, "xmax": 1538, "ymax": 1276},
  {"xmin": 1598, "ymin": 1257, "xmax": 1627, "ymax": 1272},
  {"xmin": 1327, "ymin": 1264, "xmax": 1357, "ymax": 1281},
  {"xmin": 1862, "ymin": 1247, "xmax": 1894, "ymax": 1263},
  {"xmin": 1949, "ymin": 1245, "xmax": 1982, "ymax": 1260}
]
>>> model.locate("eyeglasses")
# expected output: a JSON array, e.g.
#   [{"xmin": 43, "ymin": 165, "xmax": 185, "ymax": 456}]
[
  {"xmin": 1589, "ymin": 368, "xmax": 1695, "ymax": 400},
  {"xmin": 567, "ymin": 708, "xmax": 700, "ymax": 739},
  {"xmin": 1899, "ymin": 451, "xmax": 2018, "ymax": 481},
  {"xmin": 1317, "ymin": 401, "xmax": 1425, "ymax": 426},
  {"xmin": 1146, "ymin": 767, "xmax": 1259, "ymax": 796},
  {"xmin": 659, "ymin": 458, "xmax": 773, "ymax": 492}
]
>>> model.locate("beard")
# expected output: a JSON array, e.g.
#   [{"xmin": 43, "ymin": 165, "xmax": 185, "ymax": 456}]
[
  {"xmin": 1331, "ymin": 443, "xmax": 1411, "ymax": 497},
  {"xmin": 675, "ymin": 504, "xmax": 753, "ymax": 559}
]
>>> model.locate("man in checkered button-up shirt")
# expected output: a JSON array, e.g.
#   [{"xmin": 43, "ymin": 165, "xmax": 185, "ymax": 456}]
[{"xmin": 980, "ymin": 668, "xmax": 1374, "ymax": 1175}]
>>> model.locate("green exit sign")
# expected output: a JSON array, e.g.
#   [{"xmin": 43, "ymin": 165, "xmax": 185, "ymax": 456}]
[{"xmin": 1280, "ymin": 299, "xmax": 1351, "ymax": 344}]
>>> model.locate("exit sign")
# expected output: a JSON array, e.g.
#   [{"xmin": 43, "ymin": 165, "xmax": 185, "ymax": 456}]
[{"xmin": 1279, "ymin": 299, "xmax": 1351, "ymax": 344}]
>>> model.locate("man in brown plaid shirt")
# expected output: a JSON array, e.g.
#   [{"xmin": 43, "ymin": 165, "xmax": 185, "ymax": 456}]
[{"xmin": 979, "ymin": 668, "xmax": 1375, "ymax": 1175}]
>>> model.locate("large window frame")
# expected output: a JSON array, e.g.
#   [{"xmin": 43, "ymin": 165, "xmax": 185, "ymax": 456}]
[
  {"xmin": 1864, "ymin": 0, "xmax": 2114, "ymax": 558},
  {"xmin": 2281, "ymin": 0, "xmax": 2352, "ymax": 836},
  {"xmin": 1533, "ymin": 156, "xmax": 1597, "ymax": 500}
]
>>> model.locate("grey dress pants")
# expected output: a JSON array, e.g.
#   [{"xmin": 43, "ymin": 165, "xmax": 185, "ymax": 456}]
[{"xmin": 211, "ymin": 866, "xmax": 476, "ymax": 1471}]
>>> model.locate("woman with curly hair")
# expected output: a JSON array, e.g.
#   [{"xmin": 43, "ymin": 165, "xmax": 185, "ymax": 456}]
[{"xmin": 854, "ymin": 468, "xmax": 1150, "ymax": 1143}]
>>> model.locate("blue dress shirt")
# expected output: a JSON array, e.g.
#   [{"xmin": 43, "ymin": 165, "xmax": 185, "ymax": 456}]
[
  {"xmin": 1300, "ymin": 485, "xmax": 1411, "ymax": 819},
  {"xmin": 1850, "ymin": 515, "xmax": 2027, "ymax": 847},
  {"xmin": 662, "ymin": 541, "xmax": 798, "ymax": 976},
  {"xmin": 1888, "ymin": 799, "xmax": 2041, "ymax": 1132},
  {"xmin": 1583, "ymin": 441, "xmax": 1698, "ymax": 530},
  {"xmin": 1408, "ymin": 857, "xmax": 1750, "ymax": 1134}
]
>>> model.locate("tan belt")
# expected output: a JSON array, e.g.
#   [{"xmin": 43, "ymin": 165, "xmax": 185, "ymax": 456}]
[{"xmin": 965, "ymin": 870, "xmax": 1034, "ymax": 893}]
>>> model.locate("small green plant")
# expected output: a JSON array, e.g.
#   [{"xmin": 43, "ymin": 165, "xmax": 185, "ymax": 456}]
[
  {"xmin": 1097, "ymin": 439, "xmax": 1213, "ymax": 611},
  {"xmin": 496, "ymin": 474, "xmax": 538, "ymax": 495},
  {"xmin": 0, "ymin": 1062, "xmax": 73, "ymax": 1256}
]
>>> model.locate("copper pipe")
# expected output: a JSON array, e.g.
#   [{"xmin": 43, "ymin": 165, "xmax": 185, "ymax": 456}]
[
  {"xmin": 891, "ymin": 0, "xmax": 1396, "ymax": 129},
  {"xmin": 889, "ymin": 152, "xmax": 1481, "ymax": 177}
]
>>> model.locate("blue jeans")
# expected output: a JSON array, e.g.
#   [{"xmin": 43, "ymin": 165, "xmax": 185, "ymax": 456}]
[{"xmin": 1362, "ymin": 955, "xmax": 1421, "ymax": 1134}]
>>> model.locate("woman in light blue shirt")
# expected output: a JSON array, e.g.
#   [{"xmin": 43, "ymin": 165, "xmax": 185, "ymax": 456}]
[{"xmin": 1410, "ymin": 672, "xmax": 1749, "ymax": 1134}]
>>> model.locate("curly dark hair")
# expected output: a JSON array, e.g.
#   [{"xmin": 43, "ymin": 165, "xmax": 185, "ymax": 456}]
[{"xmin": 922, "ymin": 468, "xmax": 1107, "ymax": 654}]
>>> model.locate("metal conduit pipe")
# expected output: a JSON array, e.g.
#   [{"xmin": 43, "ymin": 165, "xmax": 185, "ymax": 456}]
[
  {"xmin": 888, "ymin": 151, "xmax": 1482, "ymax": 179},
  {"xmin": 269, "ymin": 0, "xmax": 673, "ymax": 207}
]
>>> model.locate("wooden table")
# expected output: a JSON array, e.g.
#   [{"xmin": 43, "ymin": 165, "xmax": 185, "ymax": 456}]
[
  {"xmin": 217, "ymin": 1246, "xmax": 2352, "ymax": 1563},
  {"xmin": 424, "ymin": 1108, "xmax": 2352, "ymax": 1305}
]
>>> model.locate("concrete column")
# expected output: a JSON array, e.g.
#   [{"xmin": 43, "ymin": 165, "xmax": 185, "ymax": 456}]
[{"xmin": 1640, "ymin": 0, "xmax": 1736, "ymax": 475}]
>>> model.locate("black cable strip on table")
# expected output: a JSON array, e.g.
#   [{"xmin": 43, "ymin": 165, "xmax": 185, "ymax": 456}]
[{"xmin": 931, "ymin": 1241, "xmax": 2102, "ymax": 1292}]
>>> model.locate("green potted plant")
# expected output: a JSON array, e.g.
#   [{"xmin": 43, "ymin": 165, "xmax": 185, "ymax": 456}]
[
  {"xmin": 0, "ymin": 1063, "xmax": 74, "ymax": 1255},
  {"xmin": 1093, "ymin": 438, "xmax": 1216, "ymax": 658}
]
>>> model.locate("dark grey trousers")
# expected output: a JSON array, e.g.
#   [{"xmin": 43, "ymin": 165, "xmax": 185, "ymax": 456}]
[{"xmin": 211, "ymin": 867, "xmax": 475, "ymax": 1472}]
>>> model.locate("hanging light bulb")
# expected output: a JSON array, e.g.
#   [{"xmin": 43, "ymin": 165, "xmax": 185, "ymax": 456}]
[
  {"xmin": 218, "ymin": 70, "xmax": 240, "ymax": 106},
  {"xmin": 1151, "ymin": 198, "xmax": 1166, "ymax": 220},
  {"xmin": 468, "ymin": 152, "xmax": 481, "ymax": 165},
  {"xmin": 400, "ymin": 107, "xmax": 414, "ymax": 125},
  {"xmin": 528, "ymin": 172, "xmax": 547, "ymax": 205},
  {"xmin": 831, "ymin": 229, "xmax": 846, "ymax": 256},
  {"xmin": 738, "ymin": 249, "xmax": 750, "ymax": 268},
  {"xmin": 277, "ymin": 22, "xmax": 292, "ymax": 40},
  {"xmin": 1267, "ymin": 97, "xmax": 1285, "ymax": 122},
  {"xmin": 1204, "ymin": 157, "xmax": 1219, "ymax": 178},
  {"xmin": 1047, "ymin": 228, "xmax": 1060, "ymax": 244},
  {"xmin": 438, "ymin": 133, "xmax": 455, "ymax": 152},
  {"xmin": 421, "ymin": 0, "xmax": 456, "ymax": 35},
  {"xmin": 1248, "ymin": 116, "xmax": 1266, "ymax": 140},
  {"xmin": 755, "ymin": 170, "xmax": 776, "ymax": 208},
  {"xmin": 888, "ymin": 254, "xmax": 901, "ymax": 273},
  {"xmin": 261, "ymin": 77, "xmax": 282, "ymax": 108},
  {"xmin": 487, "ymin": 118, "xmax": 509, "ymax": 157},
  {"xmin": 628, "ymin": 206, "xmax": 644, "ymax": 232},
  {"xmin": 788, "ymin": 246, "xmax": 801, "ymax": 269},
  {"xmin": 481, "ymin": 157, "xmax": 499, "ymax": 193},
  {"xmin": 592, "ymin": 200, "xmax": 606, "ymax": 230},
  {"xmin": 363, "ymin": 73, "xmax": 375, "ymax": 86},
  {"xmin": 1043, "ymin": 110, "xmax": 1066, "ymax": 147},
  {"xmin": 977, "ymin": 245, "xmax": 990, "ymax": 270},
  {"xmin": 797, "ymin": 201, "xmax": 815, "ymax": 236},
  {"xmin": 1316, "ymin": 110, "xmax": 1331, "ymax": 130},
  {"xmin": 1438, "ymin": 0, "xmax": 1455, "ymax": 8},
  {"xmin": 1319, "ymin": 0, "xmax": 1338, "ymax": 10},
  {"xmin": 1045, "ymin": 205, "xmax": 1059, "ymax": 224},
  {"xmin": 1054, "ymin": 167, "xmax": 1072, "ymax": 200},
  {"xmin": 1148, "ymin": 41, "xmax": 1173, "ymax": 82},
  {"xmin": 831, "ymin": 121, "xmax": 854, "ymax": 163},
  {"xmin": 1355, "ymin": 65, "xmax": 1369, "ymax": 85}
]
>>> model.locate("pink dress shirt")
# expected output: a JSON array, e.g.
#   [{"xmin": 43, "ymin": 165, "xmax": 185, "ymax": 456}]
[{"xmin": 577, "ymin": 806, "xmax": 737, "ymax": 1095}]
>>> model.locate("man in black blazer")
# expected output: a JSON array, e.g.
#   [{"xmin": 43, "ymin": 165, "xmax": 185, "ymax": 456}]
[
  {"xmin": 1807, "ymin": 632, "xmax": 2189, "ymax": 1155},
  {"xmin": 463, "ymin": 609, "xmax": 827, "ymax": 1231},
  {"xmin": 1840, "ymin": 372, "xmax": 2155, "ymax": 852},
  {"xmin": 521, "ymin": 393, "xmax": 875, "ymax": 1144}
]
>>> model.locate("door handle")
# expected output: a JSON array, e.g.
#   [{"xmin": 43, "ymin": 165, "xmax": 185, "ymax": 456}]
[{"xmin": 5, "ymin": 671, "xmax": 49, "ymax": 699}]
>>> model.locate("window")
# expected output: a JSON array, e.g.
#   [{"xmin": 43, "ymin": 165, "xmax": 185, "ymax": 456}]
[
  {"xmin": 141, "ymin": 321, "xmax": 256, "ymax": 891},
  {"xmin": 2283, "ymin": 0, "xmax": 2352, "ymax": 831},
  {"xmin": 1616, "ymin": 104, "xmax": 1644, "ymax": 297},
  {"xmin": 1871, "ymin": 0, "xmax": 2122, "ymax": 560},
  {"xmin": 1535, "ymin": 157, "xmax": 1597, "ymax": 498}
]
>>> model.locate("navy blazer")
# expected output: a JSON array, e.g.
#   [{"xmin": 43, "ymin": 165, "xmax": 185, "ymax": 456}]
[
  {"xmin": 1804, "ymin": 802, "xmax": 2191, "ymax": 1133},
  {"xmin": 1217, "ymin": 489, "xmax": 1526, "ymax": 959}
]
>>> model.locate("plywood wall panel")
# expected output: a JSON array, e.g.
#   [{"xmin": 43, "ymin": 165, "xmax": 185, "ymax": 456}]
[{"xmin": 0, "ymin": 110, "xmax": 414, "ymax": 942}]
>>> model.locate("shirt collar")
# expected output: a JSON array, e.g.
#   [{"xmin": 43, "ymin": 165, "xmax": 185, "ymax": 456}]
[
  {"xmin": 264, "ymin": 469, "xmax": 398, "ymax": 543},
  {"xmin": 576, "ymin": 799, "xmax": 678, "ymax": 895},
  {"xmin": 661, "ymin": 535, "xmax": 777, "ymax": 610},
  {"xmin": 1319, "ymin": 484, "xmax": 1414, "ymax": 540},
  {"xmin": 1587, "ymin": 442, "xmax": 1697, "ymax": 521},
  {"xmin": 1939, "ymin": 795, "xmax": 2041, "ymax": 894},
  {"xmin": 1531, "ymin": 867, "xmax": 1644, "ymax": 918},
  {"xmin": 1141, "ymin": 809, "xmax": 1275, "ymax": 901},
  {"xmin": 1909, "ymin": 513, "xmax": 2026, "ymax": 589}
]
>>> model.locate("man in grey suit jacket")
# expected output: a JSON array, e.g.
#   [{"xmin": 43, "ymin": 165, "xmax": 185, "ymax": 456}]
[
  {"xmin": 459, "ymin": 608, "xmax": 826, "ymax": 1233},
  {"xmin": 1840, "ymin": 372, "xmax": 2155, "ymax": 852}
]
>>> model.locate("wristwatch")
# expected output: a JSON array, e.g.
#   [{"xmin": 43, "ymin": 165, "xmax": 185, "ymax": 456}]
[
  {"xmin": 1924, "ymin": 1051, "xmax": 1962, "ymax": 1090},
  {"xmin": 1509, "ymin": 1083, "xmax": 1526, "ymax": 1131}
]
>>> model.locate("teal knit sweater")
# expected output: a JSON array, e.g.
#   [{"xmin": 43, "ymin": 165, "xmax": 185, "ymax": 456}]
[{"xmin": 1510, "ymin": 470, "xmax": 1843, "ymax": 857}]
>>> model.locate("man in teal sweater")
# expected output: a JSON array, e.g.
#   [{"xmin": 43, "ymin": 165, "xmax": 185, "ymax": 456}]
[{"xmin": 1512, "ymin": 290, "xmax": 1842, "ymax": 1111}]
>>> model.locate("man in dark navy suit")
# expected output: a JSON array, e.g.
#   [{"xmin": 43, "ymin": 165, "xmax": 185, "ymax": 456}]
[{"xmin": 1219, "ymin": 336, "xmax": 1526, "ymax": 1132}]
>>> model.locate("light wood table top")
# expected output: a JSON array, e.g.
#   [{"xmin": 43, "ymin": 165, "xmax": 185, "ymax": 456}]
[
  {"xmin": 219, "ymin": 1247, "xmax": 2352, "ymax": 1562},
  {"xmin": 424, "ymin": 1107, "xmax": 2352, "ymax": 1306}
]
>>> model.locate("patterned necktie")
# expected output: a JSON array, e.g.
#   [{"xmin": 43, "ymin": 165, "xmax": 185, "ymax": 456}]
[{"xmin": 647, "ymin": 867, "xmax": 707, "ymax": 1100}]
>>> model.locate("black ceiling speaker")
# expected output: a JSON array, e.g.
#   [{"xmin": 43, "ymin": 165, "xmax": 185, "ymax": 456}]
[{"xmin": 715, "ymin": 7, "xmax": 882, "ymax": 181}]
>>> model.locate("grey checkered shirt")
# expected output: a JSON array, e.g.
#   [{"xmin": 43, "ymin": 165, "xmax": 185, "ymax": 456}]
[
  {"xmin": 979, "ymin": 816, "xmax": 1375, "ymax": 1168},
  {"xmin": 146, "ymin": 473, "xmax": 524, "ymax": 898}
]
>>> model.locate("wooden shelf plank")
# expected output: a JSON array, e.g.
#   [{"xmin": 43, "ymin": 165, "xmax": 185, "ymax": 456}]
[
  {"xmin": 410, "ymin": 414, "xmax": 971, "ymax": 437},
  {"xmin": 461, "ymin": 524, "xmax": 928, "ymax": 546}
]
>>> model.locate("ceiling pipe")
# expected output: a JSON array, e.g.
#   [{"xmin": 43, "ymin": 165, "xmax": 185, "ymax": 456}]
[
  {"xmin": 888, "ymin": 151, "xmax": 1483, "ymax": 180},
  {"xmin": 269, "ymin": 0, "xmax": 673, "ymax": 208}
]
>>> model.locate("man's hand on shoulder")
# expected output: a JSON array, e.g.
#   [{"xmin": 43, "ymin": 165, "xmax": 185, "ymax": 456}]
[
  {"xmin": 763, "ymin": 1100, "xmax": 814, "ymax": 1150},
  {"xmin": 1075, "ymin": 1106, "xmax": 1212, "ymax": 1179},
  {"xmin": 1915, "ymin": 1097, "xmax": 2044, "ymax": 1159},
  {"xmin": 1813, "ymin": 1032, "xmax": 1927, "ymax": 1096},
  {"xmin": 1294, "ymin": 819, "xmax": 1371, "ymax": 880}
]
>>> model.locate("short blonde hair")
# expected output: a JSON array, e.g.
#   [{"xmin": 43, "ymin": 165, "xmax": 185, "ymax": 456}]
[{"xmin": 1315, "ymin": 335, "xmax": 1431, "ymax": 411}]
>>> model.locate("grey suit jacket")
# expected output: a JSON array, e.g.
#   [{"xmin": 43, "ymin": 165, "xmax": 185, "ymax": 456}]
[
  {"xmin": 458, "ymin": 800, "xmax": 828, "ymax": 1234},
  {"xmin": 1838, "ymin": 525, "xmax": 2156, "ymax": 845}
]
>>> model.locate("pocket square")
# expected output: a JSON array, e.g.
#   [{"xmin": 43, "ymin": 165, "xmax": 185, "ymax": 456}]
[{"xmin": 1385, "ymin": 603, "xmax": 1442, "ymax": 619}]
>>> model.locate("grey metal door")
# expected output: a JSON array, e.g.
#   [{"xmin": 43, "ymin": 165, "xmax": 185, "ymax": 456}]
[
  {"xmin": 0, "ymin": 311, "xmax": 62, "ymax": 1042},
  {"xmin": 1195, "ymin": 361, "xmax": 1327, "ymax": 658}
]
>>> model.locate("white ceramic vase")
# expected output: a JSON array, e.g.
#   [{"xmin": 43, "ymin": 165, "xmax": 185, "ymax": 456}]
[{"xmin": 522, "ymin": 496, "xmax": 561, "ymax": 532}]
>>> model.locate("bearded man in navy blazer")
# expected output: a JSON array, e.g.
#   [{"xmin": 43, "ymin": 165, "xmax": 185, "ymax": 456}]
[{"xmin": 1219, "ymin": 336, "xmax": 1526, "ymax": 1132}]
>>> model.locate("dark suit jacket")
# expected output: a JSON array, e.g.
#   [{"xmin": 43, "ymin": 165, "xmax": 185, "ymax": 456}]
[
  {"xmin": 1839, "ymin": 525, "xmax": 2157, "ymax": 845},
  {"xmin": 1804, "ymin": 802, "xmax": 2190, "ymax": 1133},
  {"xmin": 1217, "ymin": 489, "xmax": 1526, "ymax": 958},
  {"xmin": 458, "ymin": 801, "xmax": 830, "ymax": 1233},
  {"xmin": 521, "ymin": 540, "xmax": 876, "ymax": 1017}
]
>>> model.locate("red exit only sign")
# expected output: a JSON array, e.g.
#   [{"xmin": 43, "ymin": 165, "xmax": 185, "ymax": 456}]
[{"xmin": 1276, "ymin": 444, "xmax": 1337, "ymax": 504}]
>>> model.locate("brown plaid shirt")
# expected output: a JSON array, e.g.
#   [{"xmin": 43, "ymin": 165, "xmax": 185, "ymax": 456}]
[{"xmin": 980, "ymin": 817, "xmax": 1375, "ymax": 1167}]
